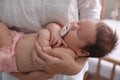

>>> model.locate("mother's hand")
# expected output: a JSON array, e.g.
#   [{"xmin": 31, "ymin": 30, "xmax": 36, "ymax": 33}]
[
  {"xmin": 10, "ymin": 71, "xmax": 55, "ymax": 80},
  {"xmin": 32, "ymin": 41, "xmax": 87, "ymax": 75}
]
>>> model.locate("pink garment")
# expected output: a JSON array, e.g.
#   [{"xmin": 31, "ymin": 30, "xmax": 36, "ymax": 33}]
[{"xmin": 0, "ymin": 30, "xmax": 23, "ymax": 73}]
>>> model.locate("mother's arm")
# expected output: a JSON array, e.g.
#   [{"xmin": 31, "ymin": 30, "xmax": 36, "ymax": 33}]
[
  {"xmin": 10, "ymin": 71, "xmax": 55, "ymax": 80},
  {"xmin": 32, "ymin": 41, "xmax": 87, "ymax": 75},
  {"xmin": 10, "ymin": 58, "xmax": 87, "ymax": 80},
  {"xmin": 10, "ymin": 59, "xmax": 87, "ymax": 80},
  {"xmin": 10, "ymin": 72, "xmax": 30, "ymax": 80},
  {"xmin": 10, "ymin": 42, "xmax": 87, "ymax": 79}
]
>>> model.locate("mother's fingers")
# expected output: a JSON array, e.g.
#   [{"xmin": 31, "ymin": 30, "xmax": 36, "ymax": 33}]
[
  {"xmin": 32, "ymin": 50, "xmax": 45, "ymax": 67},
  {"xmin": 34, "ymin": 41, "xmax": 55, "ymax": 62}
]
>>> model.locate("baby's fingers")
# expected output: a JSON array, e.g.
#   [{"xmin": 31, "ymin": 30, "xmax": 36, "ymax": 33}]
[
  {"xmin": 54, "ymin": 39, "xmax": 62, "ymax": 47},
  {"xmin": 62, "ymin": 40, "xmax": 68, "ymax": 47},
  {"xmin": 50, "ymin": 37, "xmax": 57, "ymax": 46}
]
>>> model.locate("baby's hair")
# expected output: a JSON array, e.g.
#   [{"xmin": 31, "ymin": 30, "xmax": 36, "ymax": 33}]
[{"xmin": 82, "ymin": 21, "xmax": 118, "ymax": 57}]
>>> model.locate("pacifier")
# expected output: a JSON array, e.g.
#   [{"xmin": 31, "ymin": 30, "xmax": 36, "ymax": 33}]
[{"xmin": 60, "ymin": 23, "xmax": 71, "ymax": 37}]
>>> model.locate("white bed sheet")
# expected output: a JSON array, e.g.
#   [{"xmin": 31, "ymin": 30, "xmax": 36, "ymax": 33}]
[{"xmin": 88, "ymin": 19, "xmax": 120, "ymax": 80}]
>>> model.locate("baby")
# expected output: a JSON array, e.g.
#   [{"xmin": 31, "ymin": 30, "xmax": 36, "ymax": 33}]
[{"xmin": 0, "ymin": 19, "xmax": 117, "ymax": 73}]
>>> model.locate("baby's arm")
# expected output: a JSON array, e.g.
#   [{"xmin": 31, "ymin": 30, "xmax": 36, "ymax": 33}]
[
  {"xmin": 37, "ymin": 29, "xmax": 51, "ymax": 49},
  {"xmin": 46, "ymin": 23, "xmax": 63, "ymax": 47}
]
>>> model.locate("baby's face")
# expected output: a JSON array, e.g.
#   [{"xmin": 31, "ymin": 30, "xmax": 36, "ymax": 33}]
[{"xmin": 63, "ymin": 19, "xmax": 98, "ymax": 52}]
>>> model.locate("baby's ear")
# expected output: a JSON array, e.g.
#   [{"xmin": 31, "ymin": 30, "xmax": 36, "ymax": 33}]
[{"xmin": 76, "ymin": 49, "xmax": 89, "ymax": 57}]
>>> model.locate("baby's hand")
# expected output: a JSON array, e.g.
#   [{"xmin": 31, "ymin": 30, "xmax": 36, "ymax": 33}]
[{"xmin": 50, "ymin": 32, "xmax": 62, "ymax": 47}]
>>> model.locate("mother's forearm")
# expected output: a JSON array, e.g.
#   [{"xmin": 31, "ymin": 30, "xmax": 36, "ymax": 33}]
[
  {"xmin": 75, "ymin": 57, "xmax": 88, "ymax": 71},
  {"xmin": 75, "ymin": 57, "xmax": 88, "ymax": 66},
  {"xmin": 10, "ymin": 72, "xmax": 31, "ymax": 80},
  {"xmin": 10, "ymin": 71, "xmax": 55, "ymax": 80}
]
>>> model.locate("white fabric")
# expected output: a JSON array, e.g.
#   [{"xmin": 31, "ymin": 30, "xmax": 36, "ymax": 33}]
[
  {"xmin": 0, "ymin": 0, "xmax": 101, "ymax": 80},
  {"xmin": 88, "ymin": 19, "xmax": 120, "ymax": 80},
  {"xmin": 0, "ymin": 0, "xmax": 101, "ymax": 33},
  {"xmin": 2, "ymin": 73, "xmax": 19, "ymax": 80}
]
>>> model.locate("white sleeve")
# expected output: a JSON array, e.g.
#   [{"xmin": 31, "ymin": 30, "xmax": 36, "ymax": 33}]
[{"xmin": 78, "ymin": 0, "xmax": 102, "ymax": 19}]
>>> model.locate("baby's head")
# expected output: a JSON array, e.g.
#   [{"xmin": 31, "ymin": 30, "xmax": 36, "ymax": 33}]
[
  {"xmin": 63, "ymin": 19, "xmax": 117, "ymax": 58},
  {"xmin": 82, "ymin": 20, "xmax": 118, "ymax": 57}
]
